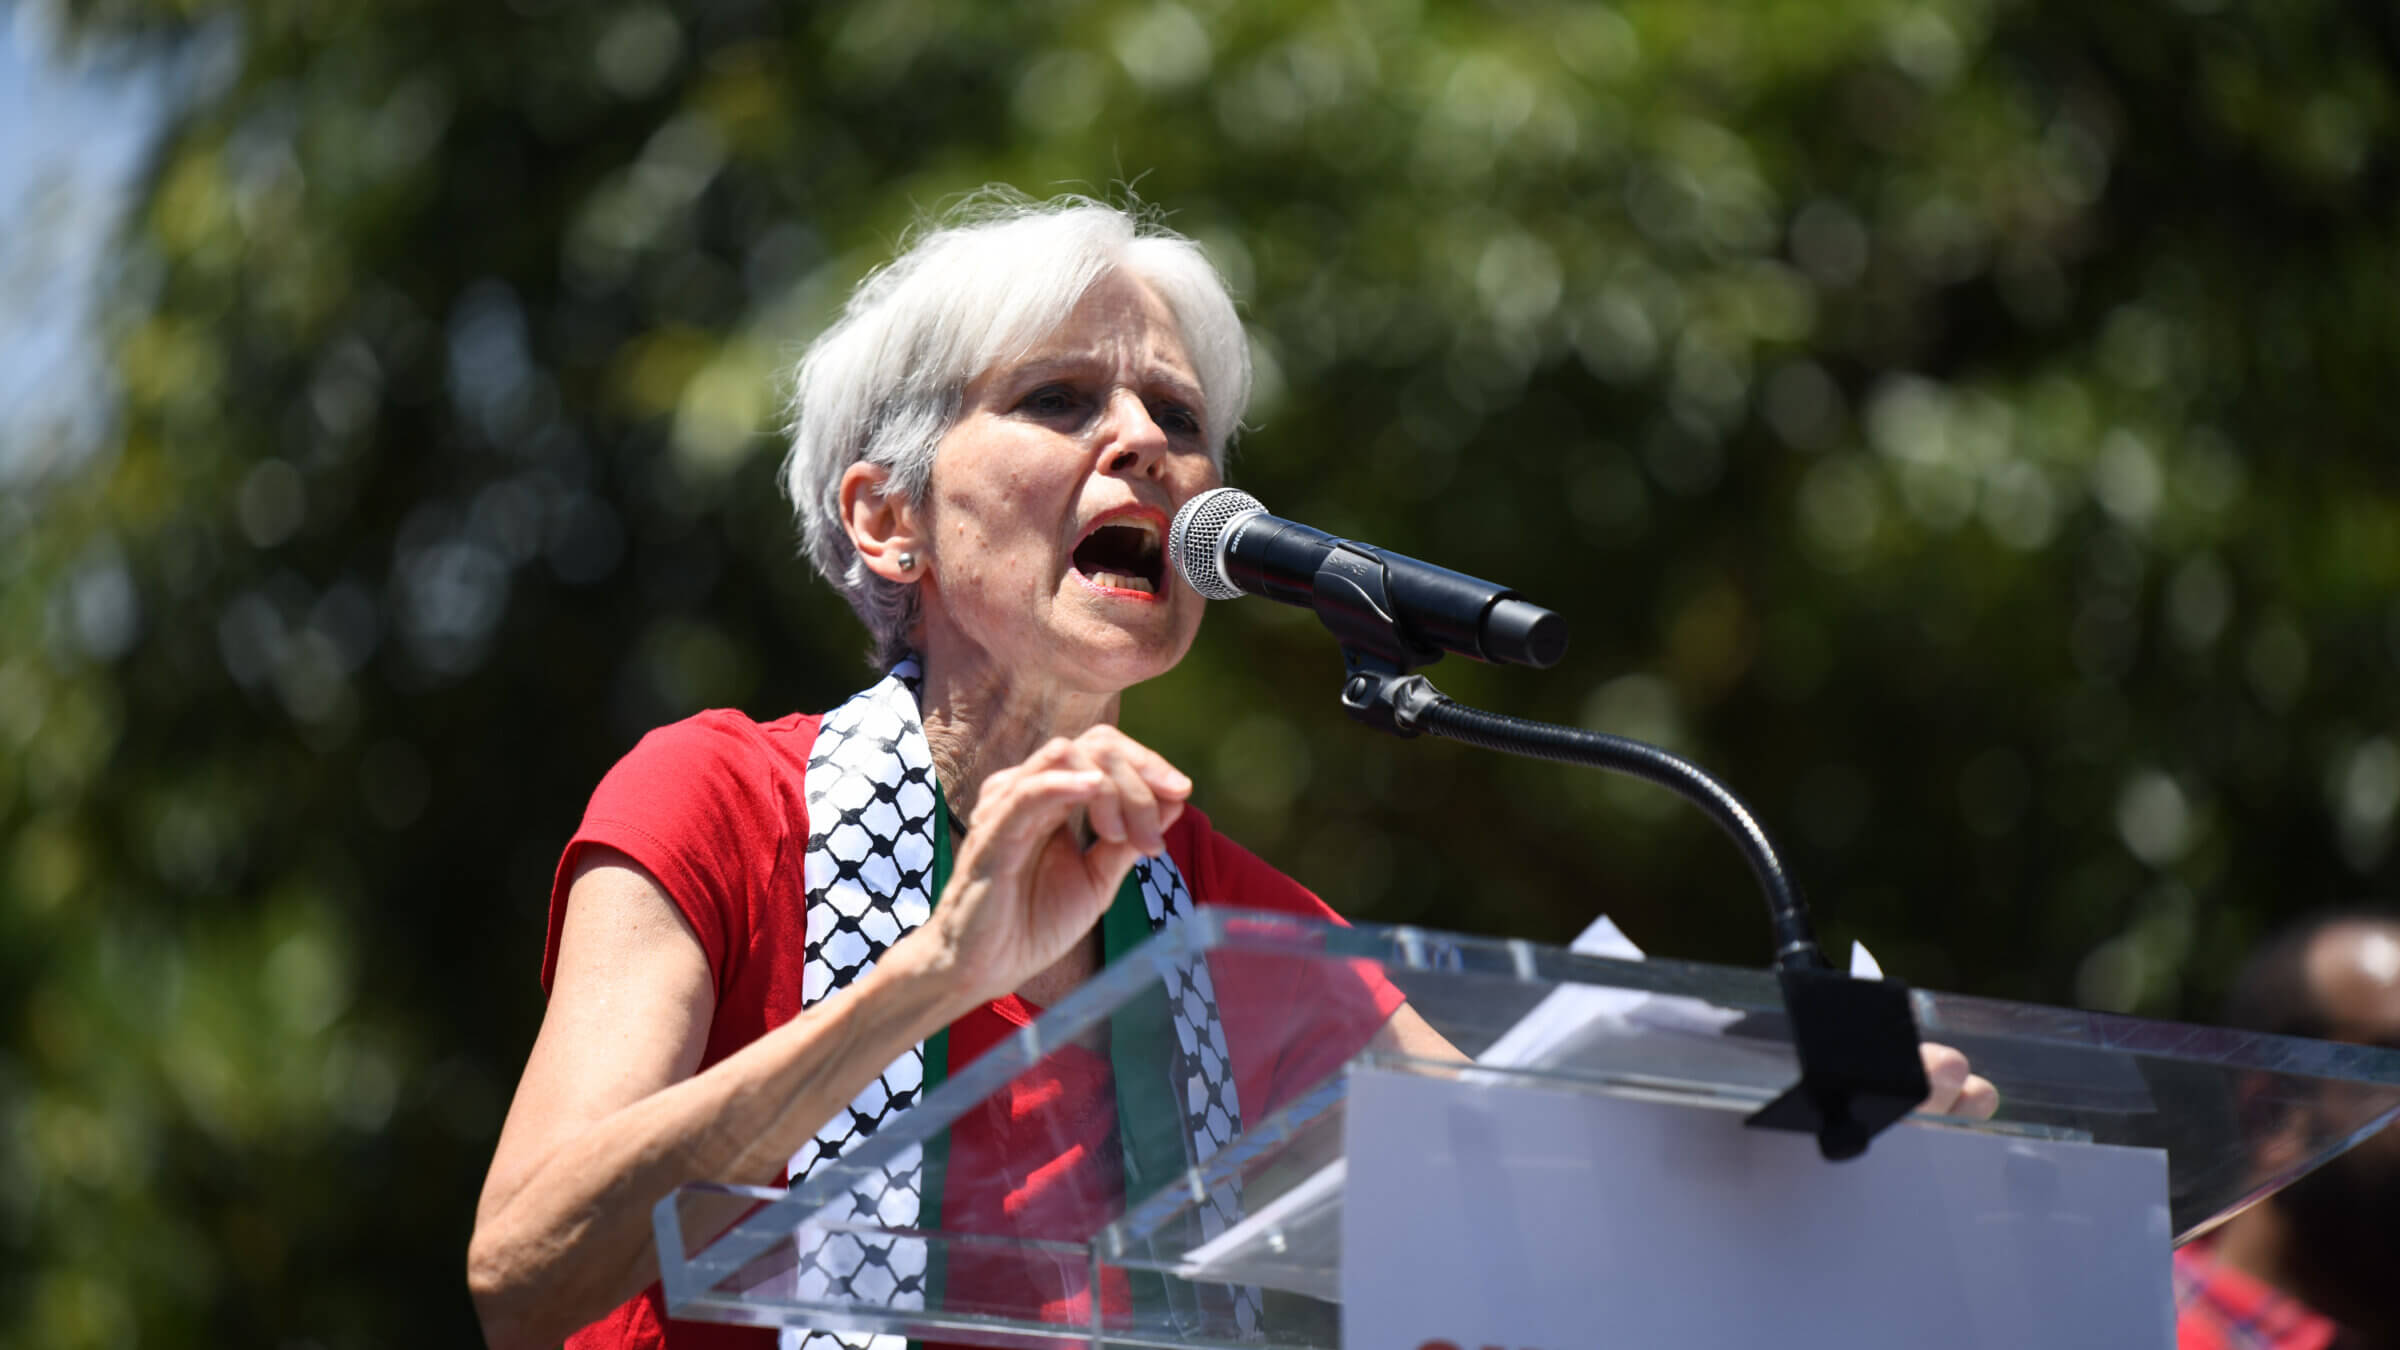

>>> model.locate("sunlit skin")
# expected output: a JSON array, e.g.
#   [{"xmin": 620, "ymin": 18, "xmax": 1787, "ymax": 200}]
[
  {"xmin": 469, "ymin": 265, "xmax": 1995, "ymax": 1350},
  {"xmin": 471, "ymin": 277, "xmax": 1244, "ymax": 1350},
  {"xmin": 909, "ymin": 271, "xmax": 1219, "ymax": 757},
  {"xmin": 837, "ymin": 272, "xmax": 1224, "ymax": 1006}
]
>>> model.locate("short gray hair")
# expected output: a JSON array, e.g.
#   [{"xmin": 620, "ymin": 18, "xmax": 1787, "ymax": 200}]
[{"xmin": 782, "ymin": 191, "xmax": 1252, "ymax": 667}]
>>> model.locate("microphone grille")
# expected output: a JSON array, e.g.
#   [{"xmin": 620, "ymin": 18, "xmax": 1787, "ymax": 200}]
[{"xmin": 1169, "ymin": 488, "xmax": 1264, "ymax": 601}]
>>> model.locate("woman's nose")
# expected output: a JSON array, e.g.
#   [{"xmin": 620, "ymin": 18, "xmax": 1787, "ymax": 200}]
[{"xmin": 1099, "ymin": 390, "xmax": 1168, "ymax": 476}]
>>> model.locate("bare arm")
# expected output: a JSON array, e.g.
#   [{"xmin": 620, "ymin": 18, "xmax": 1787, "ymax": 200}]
[
  {"xmin": 1366, "ymin": 1000, "xmax": 1462, "ymax": 1061},
  {"xmin": 468, "ymin": 726, "xmax": 1190, "ymax": 1350},
  {"xmin": 467, "ymin": 850, "xmax": 969, "ymax": 1349}
]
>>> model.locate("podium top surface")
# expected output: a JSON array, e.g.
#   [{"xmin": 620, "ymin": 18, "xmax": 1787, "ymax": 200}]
[{"xmin": 657, "ymin": 909, "xmax": 2400, "ymax": 1348}]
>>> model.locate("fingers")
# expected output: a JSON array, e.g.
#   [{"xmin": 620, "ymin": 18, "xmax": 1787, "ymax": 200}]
[
  {"xmin": 963, "ymin": 763, "xmax": 1112, "ymax": 877},
  {"xmin": 926, "ymin": 729, "xmax": 1192, "ymax": 1004},
  {"xmin": 1917, "ymin": 1042, "xmax": 2000, "ymax": 1119},
  {"xmin": 1078, "ymin": 734, "xmax": 1188, "ymax": 855},
  {"xmin": 1919, "ymin": 1042, "xmax": 1970, "ymax": 1112},
  {"xmin": 1952, "ymin": 1072, "xmax": 2000, "ymax": 1120},
  {"xmin": 1068, "ymin": 833, "xmax": 1147, "ymax": 909},
  {"xmin": 971, "ymin": 727, "xmax": 1191, "ymax": 858}
]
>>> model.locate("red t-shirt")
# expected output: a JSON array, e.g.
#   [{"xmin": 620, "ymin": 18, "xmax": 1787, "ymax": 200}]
[
  {"xmin": 544, "ymin": 709, "xmax": 1404, "ymax": 1349},
  {"xmin": 2172, "ymin": 1237, "xmax": 2342, "ymax": 1350}
]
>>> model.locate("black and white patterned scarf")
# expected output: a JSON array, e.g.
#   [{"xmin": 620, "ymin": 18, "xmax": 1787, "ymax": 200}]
[{"xmin": 780, "ymin": 658, "xmax": 1259, "ymax": 1349}]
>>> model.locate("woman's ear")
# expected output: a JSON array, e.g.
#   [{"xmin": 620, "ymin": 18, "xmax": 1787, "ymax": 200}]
[{"xmin": 839, "ymin": 461, "xmax": 925, "ymax": 583}]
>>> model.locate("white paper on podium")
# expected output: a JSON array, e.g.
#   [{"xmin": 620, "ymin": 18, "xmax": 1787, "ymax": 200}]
[
  {"xmin": 1173, "ymin": 917, "xmax": 1870, "ymax": 1297},
  {"xmin": 1341, "ymin": 1066, "xmax": 2172, "ymax": 1350}
]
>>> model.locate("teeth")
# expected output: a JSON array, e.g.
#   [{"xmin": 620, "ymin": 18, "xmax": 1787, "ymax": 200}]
[{"xmin": 1075, "ymin": 517, "xmax": 1163, "ymax": 595}]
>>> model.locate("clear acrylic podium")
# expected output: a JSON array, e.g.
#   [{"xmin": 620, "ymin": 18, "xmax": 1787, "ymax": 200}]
[{"xmin": 655, "ymin": 909, "xmax": 2400, "ymax": 1348}]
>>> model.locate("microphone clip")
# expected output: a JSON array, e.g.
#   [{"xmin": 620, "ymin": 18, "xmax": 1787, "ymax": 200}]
[
  {"xmin": 1311, "ymin": 542, "xmax": 1449, "ymax": 674},
  {"xmin": 1745, "ymin": 962, "xmax": 1932, "ymax": 1162},
  {"xmin": 1316, "ymin": 537, "xmax": 1455, "ymax": 736},
  {"xmin": 1337, "ymin": 655, "xmax": 1446, "ymax": 738}
]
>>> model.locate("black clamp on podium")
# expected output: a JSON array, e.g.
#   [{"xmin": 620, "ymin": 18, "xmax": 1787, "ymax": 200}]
[{"xmin": 1748, "ymin": 962, "xmax": 1933, "ymax": 1161}]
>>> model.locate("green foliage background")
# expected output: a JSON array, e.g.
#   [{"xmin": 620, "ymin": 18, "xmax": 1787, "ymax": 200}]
[{"xmin": 6, "ymin": 0, "xmax": 2399, "ymax": 1342}]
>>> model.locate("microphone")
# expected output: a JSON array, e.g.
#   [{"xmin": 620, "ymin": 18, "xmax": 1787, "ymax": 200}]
[{"xmin": 1170, "ymin": 488, "xmax": 1566, "ymax": 669}]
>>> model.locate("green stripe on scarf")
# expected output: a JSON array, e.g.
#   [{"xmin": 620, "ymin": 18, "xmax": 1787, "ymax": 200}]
[
  {"xmin": 928, "ymin": 789, "xmax": 1184, "ymax": 1334},
  {"xmin": 1104, "ymin": 864, "xmax": 1184, "ymax": 1327}
]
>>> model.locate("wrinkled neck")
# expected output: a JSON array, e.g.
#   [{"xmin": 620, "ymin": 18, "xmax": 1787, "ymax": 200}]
[{"xmin": 914, "ymin": 656, "xmax": 1120, "ymax": 821}]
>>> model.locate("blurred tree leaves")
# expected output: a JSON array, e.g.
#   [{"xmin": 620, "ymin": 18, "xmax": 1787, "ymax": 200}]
[{"xmin": 7, "ymin": 0, "xmax": 2400, "ymax": 1342}]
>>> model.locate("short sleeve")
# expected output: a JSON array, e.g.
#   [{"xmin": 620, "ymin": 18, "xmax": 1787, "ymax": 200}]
[
  {"xmin": 542, "ymin": 710, "xmax": 799, "ymax": 1001},
  {"xmin": 1177, "ymin": 815, "xmax": 1331, "ymax": 921},
  {"xmin": 1171, "ymin": 807, "xmax": 1409, "ymax": 1112}
]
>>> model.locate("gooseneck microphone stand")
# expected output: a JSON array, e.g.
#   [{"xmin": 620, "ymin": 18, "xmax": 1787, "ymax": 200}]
[
  {"xmin": 1342, "ymin": 661, "xmax": 1823, "ymax": 970},
  {"xmin": 1325, "ymin": 573, "xmax": 1932, "ymax": 1162}
]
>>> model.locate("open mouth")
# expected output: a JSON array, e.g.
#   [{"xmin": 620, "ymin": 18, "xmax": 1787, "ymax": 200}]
[{"xmin": 1072, "ymin": 517, "xmax": 1165, "ymax": 595}]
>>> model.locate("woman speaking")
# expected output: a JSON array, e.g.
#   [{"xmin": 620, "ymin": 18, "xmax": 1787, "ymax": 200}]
[
  {"xmin": 467, "ymin": 193, "xmax": 1992, "ymax": 1350},
  {"xmin": 466, "ymin": 195, "xmax": 1447, "ymax": 1349}
]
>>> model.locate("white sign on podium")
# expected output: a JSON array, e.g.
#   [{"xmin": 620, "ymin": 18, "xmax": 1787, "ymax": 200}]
[{"xmin": 1340, "ymin": 1066, "xmax": 2174, "ymax": 1350}]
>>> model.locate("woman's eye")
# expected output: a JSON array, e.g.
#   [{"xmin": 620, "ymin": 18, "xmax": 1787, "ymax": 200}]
[
  {"xmin": 1019, "ymin": 385, "xmax": 1082, "ymax": 417},
  {"xmin": 1153, "ymin": 403, "xmax": 1202, "ymax": 436}
]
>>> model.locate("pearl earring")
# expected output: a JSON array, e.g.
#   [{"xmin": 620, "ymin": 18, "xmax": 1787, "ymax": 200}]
[{"xmin": 897, "ymin": 551, "xmax": 917, "ymax": 576}]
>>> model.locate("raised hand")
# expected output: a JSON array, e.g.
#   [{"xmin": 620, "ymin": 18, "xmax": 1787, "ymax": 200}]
[{"xmin": 912, "ymin": 724, "xmax": 1193, "ymax": 1011}]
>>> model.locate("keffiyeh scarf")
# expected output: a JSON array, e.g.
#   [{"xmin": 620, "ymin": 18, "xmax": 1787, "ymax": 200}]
[{"xmin": 782, "ymin": 658, "xmax": 1258, "ymax": 1349}]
